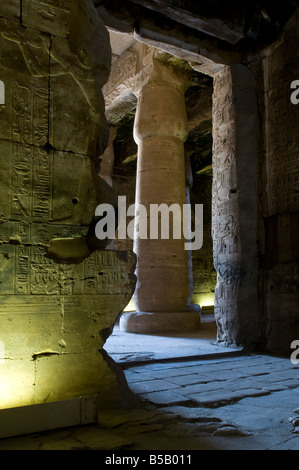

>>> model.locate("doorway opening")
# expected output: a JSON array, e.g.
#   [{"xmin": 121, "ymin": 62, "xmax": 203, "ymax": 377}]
[
  {"xmin": 103, "ymin": 53, "xmax": 238, "ymax": 365},
  {"xmin": 102, "ymin": 30, "xmax": 259, "ymax": 364}
]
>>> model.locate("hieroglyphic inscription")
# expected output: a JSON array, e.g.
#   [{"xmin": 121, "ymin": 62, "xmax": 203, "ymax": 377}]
[
  {"xmin": 0, "ymin": 1, "xmax": 138, "ymax": 411},
  {"xmin": 30, "ymin": 246, "xmax": 79, "ymax": 295},
  {"xmin": 84, "ymin": 252, "xmax": 97, "ymax": 294},
  {"xmin": 32, "ymin": 148, "xmax": 51, "ymax": 220},
  {"xmin": 15, "ymin": 245, "xmax": 30, "ymax": 294},
  {"xmin": 33, "ymin": 87, "xmax": 49, "ymax": 146},
  {"xmin": 22, "ymin": 0, "xmax": 71, "ymax": 38},
  {"xmin": 212, "ymin": 65, "xmax": 259, "ymax": 345},
  {"xmin": 11, "ymin": 143, "xmax": 32, "ymax": 219},
  {"xmin": 266, "ymin": 29, "xmax": 299, "ymax": 215},
  {"xmin": 103, "ymin": 51, "xmax": 138, "ymax": 107},
  {"xmin": 12, "ymin": 82, "xmax": 31, "ymax": 144},
  {"xmin": 105, "ymin": 91, "xmax": 137, "ymax": 125},
  {"xmin": 10, "ymin": 143, "xmax": 52, "ymax": 222},
  {"xmin": 10, "ymin": 79, "xmax": 49, "ymax": 145},
  {"xmin": 212, "ymin": 67, "xmax": 240, "ymax": 285},
  {"xmin": 0, "ymin": 225, "xmax": 134, "ymax": 297},
  {"xmin": 83, "ymin": 250, "xmax": 132, "ymax": 296}
]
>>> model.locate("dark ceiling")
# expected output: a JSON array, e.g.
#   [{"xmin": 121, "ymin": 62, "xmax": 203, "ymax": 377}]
[
  {"xmin": 96, "ymin": 0, "xmax": 299, "ymax": 184},
  {"xmin": 96, "ymin": 0, "xmax": 299, "ymax": 53},
  {"xmin": 112, "ymin": 67, "xmax": 213, "ymax": 183}
]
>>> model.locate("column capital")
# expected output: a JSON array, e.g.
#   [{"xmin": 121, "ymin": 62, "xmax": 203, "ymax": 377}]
[{"xmin": 133, "ymin": 52, "xmax": 191, "ymax": 96}]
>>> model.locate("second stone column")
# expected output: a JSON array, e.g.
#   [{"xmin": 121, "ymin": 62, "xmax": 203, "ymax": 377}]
[{"xmin": 120, "ymin": 58, "xmax": 201, "ymax": 334}]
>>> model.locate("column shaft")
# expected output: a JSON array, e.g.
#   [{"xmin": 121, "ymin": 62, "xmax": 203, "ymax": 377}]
[{"xmin": 120, "ymin": 60, "xmax": 201, "ymax": 333}]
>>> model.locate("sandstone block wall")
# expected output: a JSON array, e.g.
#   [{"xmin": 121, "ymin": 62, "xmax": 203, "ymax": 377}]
[
  {"xmin": 0, "ymin": 0, "xmax": 136, "ymax": 410},
  {"xmin": 252, "ymin": 10, "xmax": 299, "ymax": 353}
]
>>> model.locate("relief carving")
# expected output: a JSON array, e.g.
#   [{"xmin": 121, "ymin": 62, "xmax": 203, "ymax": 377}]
[
  {"xmin": 0, "ymin": 0, "xmax": 137, "ymax": 410},
  {"xmin": 103, "ymin": 50, "xmax": 138, "ymax": 107},
  {"xmin": 212, "ymin": 64, "xmax": 258, "ymax": 346},
  {"xmin": 22, "ymin": 0, "xmax": 71, "ymax": 38}
]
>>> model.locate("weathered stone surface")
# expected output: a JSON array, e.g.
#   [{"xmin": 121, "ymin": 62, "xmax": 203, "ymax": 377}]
[
  {"xmin": 0, "ymin": 0, "xmax": 20, "ymax": 22},
  {"xmin": 0, "ymin": 140, "xmax": 114, "ymax": 227},
  {"xmin": 0, "ymin": 359, "xmax": 36, "ymax": 410},
  {"xmin": 0, "ymin": 0, "xmax": 137, "ymax": 412},
  {"xmin": 96, "ymin": 2, "xmax": 136, "ymax": 35},
  {"xmin": 103, "ymin": 50, "xmax": 137, "ymax": 108},
  {"xmin": 256, "ymin": 10, "xmax": 299, "ymax": 353},
  {"xmin": 22, "ymin": 0, "xmax": 71, "ymax": 38},
  {"xmin": 49, "ymin": 36, "xmax": 107, "ymax": 156},
  {"xmin": 0, "ymin": 244, "xmax": 136, "ymax": 404},
  {"xmin": 97, "ymin": 0, "xmax": 240, "ymax": 75},
  {"xmin": 128, "ymin": 0, "xmax": 246, "ymax": 44},
  {"xmin": 69, "ymin": 0, "xmax": 111, "ymax": 89},
  {"xmin": 33, "ymin": 351, "xmax": 127, "ymax": 406},
  {"xmin": 212, "ymin": 64, "xmax": 259, "ymax": 348},
  {"xmin": 119, "ymin": 56, "xmax": 201, "ymax": 333},
  {"xmin": 98, "ymin": 126, "xmax": 117, "ymax": 186},
  {"xmin": 132, "ymin": 59, "xmax": 189, "ymax": 312},
  {"xmin": 0, "ymin": 22, "xmax": 50, "ymax": 145}
]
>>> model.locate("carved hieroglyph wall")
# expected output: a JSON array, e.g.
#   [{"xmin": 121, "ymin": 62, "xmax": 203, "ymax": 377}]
[
  {"xmin": 0, "ymin": 0, "xmax": 136, "ymax": 410},
  {"xmin": 258, "ymin": 10, "xmax": 299, "ymax": 353},
  {"xmin": 212, "ymin": 64, "xmax": 259, "ymax": 348}
]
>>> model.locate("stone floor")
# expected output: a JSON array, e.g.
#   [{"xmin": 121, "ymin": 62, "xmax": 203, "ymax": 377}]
[
  {"xmin": 0, "ymin": 325, "xmax": 298, "ymax": 451},
  {"xmin": 105, "ymin": 318, "xmax": 241, "ymax": 364}
]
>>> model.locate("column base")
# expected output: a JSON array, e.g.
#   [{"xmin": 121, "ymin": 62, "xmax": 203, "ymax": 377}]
[{"xmin": 119, "ymin": 309, "xmax": 201, "ymax": 335}]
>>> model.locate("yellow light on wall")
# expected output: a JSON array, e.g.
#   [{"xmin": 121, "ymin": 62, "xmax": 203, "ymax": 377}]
[
  {"xmin": 192, "ymin": 293, "xmax": 215, "ymax": 308},
  {"xmin": 123, "ymin": 298, "xmax": 136, "ymax": 312},
  {"xmin": 0, "ymin": 360, "xmax": 35, "ymax": 410}
]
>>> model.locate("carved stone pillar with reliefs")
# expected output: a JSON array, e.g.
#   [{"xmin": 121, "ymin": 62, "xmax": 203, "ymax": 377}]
[
  {"xmin": 120, "ymin": 56, "xmax": 201, "ymax": 334},
  {"xmin": 212, "ymin": 64, "xmax": 259, "ymax": 348}
]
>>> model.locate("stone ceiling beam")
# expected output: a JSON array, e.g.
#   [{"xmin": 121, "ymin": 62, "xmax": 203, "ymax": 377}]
[
  {"xmin": 133, "ymin": 22, "xmax": 229, "ymax": 76},
  {"xmin": 125, "ymin": 0, "xmax": 247, "ymax": 44},
  {"xmin": 95, "ymin": 0, "xmax": 241, "ymax": 73},
  {"xmin": 95, "ymin": 0, "xmax": 299, "ymax": 74}
]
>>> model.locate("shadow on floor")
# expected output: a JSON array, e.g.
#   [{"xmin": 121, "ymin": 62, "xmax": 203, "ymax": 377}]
[{"xmin": 104, "ymin": 313, "xmax": 242, "ymax": 366}]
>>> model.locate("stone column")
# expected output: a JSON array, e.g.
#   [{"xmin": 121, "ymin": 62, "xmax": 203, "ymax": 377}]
[
  {"xmin": 120, "ymin": 58, "xmax": 201, "ymax": 334},
  {"xmin": 185, "ymin": 153, "xmax": 194, "ymax": 306}
]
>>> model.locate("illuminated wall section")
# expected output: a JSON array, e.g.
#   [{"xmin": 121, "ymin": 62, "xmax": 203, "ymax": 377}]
[{"xmin": 0, "ymin": 0, "xmax": 136, "ymax": 411}]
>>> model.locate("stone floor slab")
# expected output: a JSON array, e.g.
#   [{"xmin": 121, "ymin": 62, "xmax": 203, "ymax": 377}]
[
  {"xmin": 105, "ymin": 325, "xmax": 242, "ymax": 364},
  {"xmin": 0, "ymin": 352, "xmax": 297, "ymax": 451}
]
